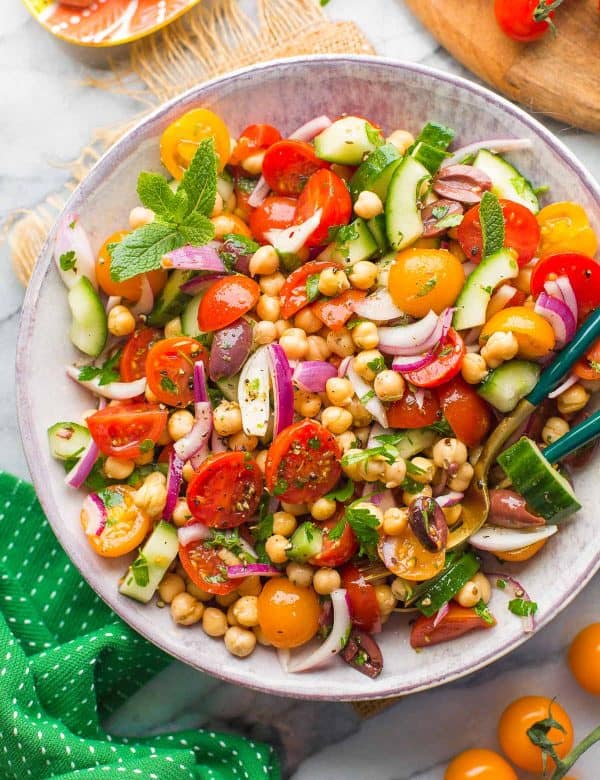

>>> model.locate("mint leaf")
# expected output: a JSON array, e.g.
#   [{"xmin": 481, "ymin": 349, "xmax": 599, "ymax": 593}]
[
  {"xmin": 436, "ymin": 213, "xmax": 463, "ymax": 230},
  {"xmin": 179, "ymin": 137, "xmax": 217, "ymax": 217},
  {"xmin": 137, "ymin": 172, "xmax": 178, "ymax": 218},
  {"xmin": 178, "ymin": 213, "xmax": 215, "ymax": 245},
  {"xmin": 479, "ymin": 191, "xmax": 505, "ymax": 257},
  {"xmin": 110, "ymin": 222, "xmax": 181, "ymax": 281}
]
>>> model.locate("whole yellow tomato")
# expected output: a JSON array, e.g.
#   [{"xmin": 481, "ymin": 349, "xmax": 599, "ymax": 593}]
[
  {"xmin": 480, "ymin": 306, "xmax": 555, "ymax": 360},
  {"xmin": 537, "ymin": 201, "xmax": 598, "ymax": 258},
  {"xmin": 388, "ymin": 248, "xmax": 465, "ymax": 317},
  {"xmin": 160, "ymin": 108, "xmax": 231, "ymax": 178},
  {"xmin": 569, "ymin": 623, "xmax": 600, "ymax": 695},
  {"xmin": 445, "ymin": 748, "xmax": 517, "ymax": 780},
  {"xmin": 257, "ymin": 578, "xmax": 320, "ymax": 648}
]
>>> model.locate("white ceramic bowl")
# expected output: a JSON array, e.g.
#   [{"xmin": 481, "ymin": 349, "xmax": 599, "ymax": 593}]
[{"xmin": 17, "ymin": 56, "xmax": 600, "ymax": 700}]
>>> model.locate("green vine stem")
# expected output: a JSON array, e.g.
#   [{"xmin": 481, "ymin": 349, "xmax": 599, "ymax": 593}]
[
  {"xmin": 533, "ymin": 0, "xmax": 565, "ymax": 24},
  {"xmin": 550, "ymin": 724, "xmax": 600, "ymax": 779}
]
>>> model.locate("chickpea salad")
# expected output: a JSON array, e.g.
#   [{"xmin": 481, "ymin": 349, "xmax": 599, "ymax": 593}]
[{"xmin": 49, "ymin": 109, "xmax": 600, "ymax": 675}]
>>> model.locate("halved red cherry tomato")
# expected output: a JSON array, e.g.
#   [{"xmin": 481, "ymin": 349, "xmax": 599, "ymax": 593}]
[
  {"xmin": 197, "ymin": 276, "xmax": 260, "ymax": 332},
  {"xmin": 530, "ymin": 252, "xmax": 600, "ymax": 319},
  {"xmin": 312, "ymin": 290, "xmax": 367, "ymax": 331},
  {"xmin": 87, "ymin": 403, "xmax": 167, "ymax": 459},
  {"xmin": 265, "ymin": 419, "xmax": 342, "ymax": 504},
  {"xmin": 437, "ymin": 376, "xmax": 493, "ymax": 447},
  {"xmin": 387, "ymin": 389, "xmax": 441, "ymax": 429},
  {"xmin": 229, "ymin": 124, "xmax": 281, "ymax": 165},
  {"xmin": 410, "ymin": 604, "xmax": 496, "ymax": 648},
  {"xmin": 494, "ymin": 0, "xmax": 555, "ymax": 42},
  {"xmin": 574, "ymin": 336, "xmax": 600, "ymax": 380},
  {"xmin": 179, "ymin": 540, "xmax": 239, "ymax": 595},
  {"xmin": 120, "ymin": 327, "xmax": 161, "ymax": 382},
  {"xmin": 262, "ymin": 140, "xmax": 329, "ymax": 197},
  {"xmin": 340, "ymin": 564, "xmax": 381, "ymax": 633},
  {"xmin": 294, "ymin": 169, "xmax": 352, "ymax": 247},
  {"xmin": 146, "ymin": 337, "xmax": 208, "ymax": 407},
  {"xmin": 249, "ymin": 195, "xmax": 297, "ymax": 244},
  {"xmin": 403, "ymin": 329, "xmax": 465, "ymax": 389},
  {"xmin": 279, "ymin": 260, "xmax": 341, "ymax": 319},
  {"xmin": 308, "ymin": 515, "xmax": 358, "ymax": 567},
  {"xmin": 186, "ymin": 452, "xmax": 263, "ymax": 528},
  {"xmin": 457, "ymin": 199, "xmax": 540, "ymax": 266}
]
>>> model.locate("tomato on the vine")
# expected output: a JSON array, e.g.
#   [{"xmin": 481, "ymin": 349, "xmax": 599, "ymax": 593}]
[
  {"xmin": 457, "ymin": 199, "xmax": 540, "ymax": 266},
  {"xmin": 494, "ymin": 0, "xmax": 558, "ymax": 42},
  {"xmin": 569, "ymin": 623, "xmax": 600, "ymax": 695}
]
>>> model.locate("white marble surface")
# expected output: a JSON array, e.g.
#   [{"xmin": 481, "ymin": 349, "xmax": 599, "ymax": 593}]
[{"xmin": 2, "ymin": 1, "xmax": 600, "ymax": 777}]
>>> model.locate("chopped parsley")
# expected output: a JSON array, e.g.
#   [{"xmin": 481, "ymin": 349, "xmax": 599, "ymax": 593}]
[
  {"xmin": 496, "ymin": 578, "xmax": 507, "ymax": 590},
  {"xmin": 77, "ymin": 349, "xmax": 122, "ymax": 386},
  {"xmin": 220, "ymin": 233, "xmax": 260, "ymax": 272},
  {"xmin": 325, "ymin": 479, "xmax": 355, "ymax": 502},
  {"xmin": 364, "ymin": 122, "xmax": 384, "ymax": 148},
  {"xmin": 416, "ymin": 278, "xmax": 437, "ymax": 297},
  {"xmin": 329, "ymin": 502, "xmax": 380, "ymax": 560},
  {"xmin": 97, "ymin": 487, "xmax": 124, "ymax": 509},
  {"xmin": 508, "ymin": 598, "xmax": 538, "ymax": 617},
  {"xmin": 588, "ymin": 359, "xmax": 600, "ymax": 374},
  {"xmin": 473, "ymin": 599, "xmax": 495, "ymax": 625},
  {"xmin": 431, "ymin": 205, "xmax": 450, "ymax": 220},
  {"xmin": 346, "ymin": 318, "xmax": 366, "ymax": 330},
  {"xmin": 405, "ymin": 460, "xmax": 425, "ymax": 476},
  {"xmin": 435, "ymin": 213, "xmax": 463, "ymax": 230},
  {"xmin": 59, "ymin": 250, "xmax": 77, "ymax": 272},
  {"xmin": 360, "ymin": 390, "xmax": 375, "ymax": 404},
  {"xmin": 272, "ymin": 478, "xmax": 289, "ymax": 497},
  {"xmin": 308, "ymin": 436, "xmax": 322, "ymax": 450},
  {"xmin": 131, "ymin": 551, "xmax": 149, "ymax": 588},
  {"xmin": 305, "ymin": 273, "xmax": 321, "ymax": 303},
  {"xmin": 366, "ymin": 355, "xmax": 386, "ymax": 373},
  {"xmin": 160, "ymin": 374, "xmax": 178, "ymax": 393},
  {"xmin": 139, "ymin": 439, "xmax": 155, "ymax": 454}
]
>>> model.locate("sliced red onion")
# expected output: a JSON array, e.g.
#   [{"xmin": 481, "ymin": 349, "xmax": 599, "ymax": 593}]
[
  {"xmin": 286, "ymin": 589, "xmax": 352, "ymax": 673},
  {"xmin": 293, "ymin": 361, "xmax": 337, "ymax": 393},
  {"xmin": 130, "ymin": 275, "xmax": 154, "ymax": 316},
  {"xmin": 392, "ymin": 352, "xmax": 436, "ymax": 373},
  {"xmin": 414, "ymin": 388, "xmax": 425, "ymax": 410},
  {"xmin": 105, "ymin": 296, "xmax": 122, "ymax": 315},
  {"xmin": 555, "ymin": 275, "xmax": 578, "ymax": 322},
  {"xmin": 471, "ymin": 524, "xmax": 557, "ymax": 552},
  {"xmin": 352, "ymin": 288, "xmax": 404, "ymax": 322},
  {"xmin": 163, "ymin": 450, "xmax": 184, "ymax": 521},
  {"xmin": 177, "ymin": 522, "xmax": 211, "ymax": 546},
  {"xmin": 248, "ymin": 176, "xmax": 270, "ymax": 208},
  {"xmin": 193, "ymin": 361, "xmax": 209, "ymax": 404},
  {"xmin": 345, "ymin": 362, "xmax": 388, "ymax": 429},
  {"xmin": 54, "ymin": 213, "xmax": 97, "ymax": 290},
  {"xmin": 66, "ymin": 365, "xmax": 146, "ymax": 400},
  {"xmin": 264, "ymin": 208, "xmax": 322, "ymax": 255},
  {"xmin": 486, "ymin": 284, "xmax": 518, "ymax": 320},
  {"xmin": 211, "ymin": 429, "xmax": 227, "ymax": 453},
  {"xmin": 435, "ymin": 491, "xmax": 464, "ymax": 508},
  {"xmin": 65, "ymin": 398, "xmax": 105, "ymax": 490},
  {"xmin": 442, "ymin": 138, "xmax": 533, "ymax": 168},
  {"xmin": 543, "ymin": 279, "xmax": 561, "ymax": 300},
  {"xmin": 238, "ymin": 346, "xmax": 271, "ymax": 437},
  {"xmin": 462, "ymin": 261, "xmax": 477, "ymax": 277},
  {"xmin": 82, "ymin": 493, "xmax": 107, "ymax": 536},
  {"xmin": 289, "ymin": 115, "xmax": 332, "ymax": 141},
  {"xmin": 174, "ymin": 403, "xmax": 212, "ymax": 462},
  {"xmin": 162, "ymin": 244, "xmax": 226, "ymax": 272},
  {"xmin": 366, "ymin": 422, "xmax": 386, "ymax": 447},
  {"xmin": 179, "ymin": 272, "xmax": 226, "ymax": 295},
  {"xmin": 485, "ymin": 572, "xmax": 537, "ymax": 633},
  {"xmin": 337, "ymin": 355, "xmax": 352, "ymax": 378},
  {"xmin": 432, "ymin": 602, "xmax": 450, "ymax": 629},
  {"xmin": 365, "ymin": 486, "xmax": 396, "ymax": 514},
  {"xmin": 379, "ymin": 536, "xmax": 398, "ymax": 571},
  {"xmin": 534, "ymin": 292, "xmax": 576, "ymax": 349},
  {"xmin": 226, "ymin": 564, "xmax": 281, "ymax": 579},
  {"xmin": 267, "ymin": 343, "xmax": 294, "ymax": 436},
  {"xmin": 548, "ymin": 373, "xmax": 579, "ymax": 399},
  {"xmin": 377, "ymin": 310, "xmax": 442, "ymax": 356}
]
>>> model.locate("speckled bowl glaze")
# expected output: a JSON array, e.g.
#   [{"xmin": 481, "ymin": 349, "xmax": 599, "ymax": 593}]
[{"xmin": 17, "ymin": 56, "xmax": 600, "ymax": 700}]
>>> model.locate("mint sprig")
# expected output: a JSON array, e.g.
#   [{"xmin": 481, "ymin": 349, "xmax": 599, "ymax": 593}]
[{"xmin": 479, "ymin": 191, "xmax": 505, "ymax": 258}]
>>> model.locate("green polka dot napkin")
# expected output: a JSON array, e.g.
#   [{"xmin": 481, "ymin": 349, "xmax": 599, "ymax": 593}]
[{"xmin": 0, "ymin": 472, "xmax": 281, "ymax": 779}]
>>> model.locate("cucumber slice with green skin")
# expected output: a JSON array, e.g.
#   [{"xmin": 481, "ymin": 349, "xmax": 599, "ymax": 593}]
[
  {"xmin": 314, "ymin": 117, "xmax": 383, "ymax": 166},
  {"xmin": 148, "ymin": 270, "xmax": 194, "ymax": 327},
  {"xmin": 478, "ymin": 360, "xmax": 540, "ymax": 413},
  {"xmin": 413, "ymin": 551, "xmax": 480, "ymax": 617},
  {"xmin": 318, "ymin": 219, "xmax": 378, "ymax": 266},
  {"xmin": 413, "ymin": 121, "xmax": 455, "ymax": 150},
  {"xmin": 67, "ymin": 277, "xmax": 107, "ymax": 358},
  {"xmin": 473, "ymin": 150, "xmax": 539, "ymax": 214},
  {"xmin": 119, "ymin": 521, "xmax": 179, "ymax": 603},
  {"xmin": 453, "ymin": 248, "xmax": 519, "ymax": 330},
  {"xmin": 385, "ymin": 156, "xmax": 431, "ymax": 250},
  {"xmin": 48, "ymin": 422, "xmax": 91, "ymax": 461},
  {"xmin": 391, "ymin": 428, "xmax": 438, "ymax": 459},
  {"xmin": 348, "ymin": 143, "xmax": 402, "ymax": 201},
  {"xmin": 181, "ymin": 293, "xmax": 213, "ymax": 343},
  {"xmin": 287, "ymin": 521, "xmax": 323, "ymax": 563},
  {"xmin": 367, "ymin": 214, "xmax": 388, "ymax": 252},
  {"xmin": 215, "ymin": 373, "xmax": 240, "ymax": 402},
  {"xmin": 498, "ymin": 437, "xmax": 581, "ymax": 523},
  {"xmin": 410, "ymin": 142, "xmax": 448, "ymax": 175}
]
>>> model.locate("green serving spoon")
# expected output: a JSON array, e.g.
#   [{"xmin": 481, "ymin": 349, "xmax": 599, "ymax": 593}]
[{"xmin": 448, "ymin": 305, "xmax": 600, "ymax": 547}]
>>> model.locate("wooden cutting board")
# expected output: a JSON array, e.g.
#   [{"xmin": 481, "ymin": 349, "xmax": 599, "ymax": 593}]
[{"xmin": 404, "ymin": 0, "xmax": 600, "ymax": 133}]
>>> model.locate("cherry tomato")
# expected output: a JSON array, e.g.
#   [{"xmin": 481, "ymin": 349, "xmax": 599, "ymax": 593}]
[
  {"xmin": 537, "ymin": 201, "xmax": 598, "ymax": 258},
  {"xmin": 410, "ymin": 604, "xmax": 495, "ymax": 648},
  {"xmin": 197, "ymin": 276, "xmax": 260, "ymax": 333},
  {"xmin": 87, "ymin": 403, "xmax": 167, "ymax": 459},
  {"xmin": 498, "ymin": 696, "xmax": 573, "ymax": 772},
  {"xmin": 531, "ymin": 252, "xmax": 600, "ymax": 319},
  {"xmin": 480, "ymin": 306, "xmax": 556, "ymax": 360},
  {"xmin": 308, "ymin": 515, "xmax": 358, "ymax": 568},
  {"xmin": 249, "ymin": 195, "xmax": 297, "ymax": 244},
  {"xmin": 569, "ymin": 623, "xmax": 600, "ymax": 695},
  {"xmin": 404, "ymin": 329, "xmax": 465, "ymax": 389},
  {"xmin": 437, "ymin": 377, "xmax": 493, "ymax": 447},
  {"xmin": 279, "ymin": 260, "xmax": 341, "ymax": 319},
  {"xmin": 457, "ymin": 199, "xmax": 541, "ymax": 266},
  {"xmin": 120, "ymin": 327, "xmax": 161, "ymax": 382},
  {"xmin": 494, "ymin": 0, "xmax": 555, "ymax": 41},
  {"xmin": 445, "ymin": 748, "xmax": 517, "ymax": 780},
  {"xmin": 265, "ymin": 419, "xmax": 342, "ymax": 504},
  {"xmin": 229, "ymin": 124, "xmax": 281, "ymax": 165},
  {"xmin": 312, "ymin": 290, "xmax": 367, "ymax": 331},
  {"xmin": 340, "ymin": 564, "xmax": 381, "ymax": 632},
  {"xmin": 160, "ymin": 108, "xmax": 231, "ymax": 178},
  {"xmin": 294, "ymin": 169, "xmax": 353, "ymax": 247},
  {"xmin": 186, "ymin": 452, "xmax": 263, "ymax": 528},
  {"xmin": 494, "ymin": 539, "xmax": 547, "ymax": 562},
  {"xmin": 146, "ymin": 337, "xmax": 208, "ymax": 407},
  {"xmin": 81, "ymin": 485, "xmax": 151, "ymax": 558},
  {"xmin": 574, "ymin": 336, "xmax": 600, "ymax": 380},
  {"xmin": 380, "ymin": 526, "xmax": 446, "ymax": 582},
  {"xmin": 96, "ymin": 231, "xmax": 167, "ymax": 301},
  {"xmin": 257, "ymin": 577, "xmax": 321, "ymax": 648},
  {"xmin": 234, "ymin": 173, "xmax": 256, "ymax": 218},
  {"xmin": 388, "ymin": 248, "xmax": 465, "ymax": 317},
  {"xmin": 387, "ymin": 389, "xmax": 441, "ymax": 429},
  {"xmin": 262, "ymin": 140, "xmax": 329, "ymax": 197},
  {"xmin": 179, "ymin": 540, "xmax": 238, "ymax": 595}
]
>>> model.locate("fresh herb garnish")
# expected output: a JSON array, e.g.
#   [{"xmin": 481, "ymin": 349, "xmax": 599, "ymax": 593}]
[
  {"xmin": 329, "ymin": 501, "xmax": 380, "ymax": 559},
  {"xmin": 416, "ymin": 278, "xmax": 437, "ymax": 297},
  {"xmin": 308, "ymin": 436, "xmax": 322, "ymax": 450},
  {"xmin": 360, "ymin": 390, "xmax": 375, "ymax": 404},
  {"xmin": 508, "ymin": 597, "xmax": 538, "ymax": 617},
  {"xmin": 59, "ymin": 250, "xmax": 77, "ymax": 272},
  {"xmin": 365, "ymin": 122, "xmax": 384, "ymax": 148},
  {"xmin": 431, "ymin": 205, "xmax": 450, "ymax": 220},
  {"xmin": 139, "ymin": 439, "xmax": 155, "ymax": 454},
  {"xmin": 220, "ymin": 233, "xmax": 260, "ymax": 272},
  {"xmin": 479, "ymin": 191, "xmax": 505, "ymax": 257},
  {"xmin": 366, "ymin": 355, "xmax": 386, "ymax": 373},
  {"xmin": 160, "ymin": 375, "xmax": 178, "ymax": 394},
  {"xmin": 435, "ymin": 213, "xmax": 463, "ymax": 230},
  {"xmin": 78, "ymin": 349, "xmax": 122, "ymax": 386},
  {"xmin": 325, "ymin": 480, "xmax": 355, "ymax": 502},
  {"xmin": 405, "ymin": 460, "xmax": 425, "ymax": 476},
  {"xmin": 97, "ymin": 488, "xmax": 124, "ymax": 509},
  {"xmin": 346, "ymin": 318, "xmax": 366, "ymax": 330},
  {"xmin": 306, "ymin": 273, "xmax": 321, "ymax": 303},
  {"xmin": 327, "ymin": 222, "xmax": 360, "ymax": 257},
  {"xmin": 131, "ymin": 551, "xmax": 150, "ymax": 588},
  {"xmin": 473, "ymin": 599, "xmax": 495, "ymax": 625},
  {"xmin": 496, "ymin": 578, "xmax": 507, "ymax": 590},
  {"xmin": 272, "ymin": 478, "xmax": 289, "ymax": 497}
]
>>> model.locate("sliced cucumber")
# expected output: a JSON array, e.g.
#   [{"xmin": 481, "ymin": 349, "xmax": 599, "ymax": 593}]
[
  {"xmin": 181, "ymin": 293, "xmax": 212, "ymax": 342},
  {"xmin": 498, "ymin": 437, "xmax": 580, "ymax": 523},
  {"xmin": 216, "ymin": 373, "xmax": 240, "ymax": 402},
  {"xmin": 367, "ymin": 215, "xmax": 388, "ymax": 252},
  {"xmin": 217, "ymin": 170, "xmax": 234, "ymax": 202},
  {"xmin": 67, "ymin": 276, "xmax": 107, "ymax": 358},
  {"xmin": 339, "ymin": 218, "xmax": 379, "ymax": 266},
  {"xmin": 473, "ymin": 150, "xmax": 539, "ymax": 213},
  {"xmin": 314, "ymin": 117, "xmax": 383, "ymax": 166},
  {"xmin": 119, "ymin": 521, "xmax": 179, "ymax": 603},
  {"xmin": 453, "ymin": 248, "xmax": 519, "ymax": 330},
  {"xmin": 385, "ymin": 156, "xmax": 430, "ymax": 250},
  {"xmin": 148, "ymin": 270, "xmax": 194, "ymax": 327},
  {"xmin": 348, "ymin": 143, "xmax": 402, "ymax": 201},
  {"xmin": 48, "ymin": 422, "xmax": 91, "ymax": 461},
  {"xmin": 287, "ymin": 522, "xmax": 323, "ymax": 563},
  {"xmin": 478, "ymin": 360, "xmax": 540, "ymax": 413}
]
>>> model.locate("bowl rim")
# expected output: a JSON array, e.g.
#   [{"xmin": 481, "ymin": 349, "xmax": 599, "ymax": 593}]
[{"xmin": 16, "ymin": 54, "xmax": 600, "ymax": 701}]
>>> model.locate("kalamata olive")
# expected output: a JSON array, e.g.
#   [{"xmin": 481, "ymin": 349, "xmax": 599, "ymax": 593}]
[
  {"xmin": 340, "ymin": 630, "xmax": 383, "ymax": 678},
  {"xmin": 409, "ymin": 496, "xmax": 448, "ymax": 552},
  {"xmin": 219, "ymin": 236, "xmax": 255, "ymax": 275},
  {"xmin": 208, "ymin": 318, "xmax": 252, "ymax": 381},
  {"xmin": 432, "ymin": 164, "xmax": 492, "ymax": 204},
  {"xmin": 489, "ymin": 489, "xmax": 545, "ymax": 529},
  {"xmin": 421, "ymin": 199, "xmax": 464, "ymax": 238}
]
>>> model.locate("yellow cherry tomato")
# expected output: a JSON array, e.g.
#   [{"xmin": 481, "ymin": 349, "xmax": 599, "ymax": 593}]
[
  {"xmin": 96, "ymin": 231, "xmax": 167, "ymax": 301},
  {"xmin": 494, "ymin": 538, "xmax": 547, "ymax": 562},
  {"xmin": 378, "ymin": 525, "xmax": 445, "ymax": 581},
  {"xmin": 498, "ymin": 696, "xmax": 573, "ymax": 773},
  {"xmin": 480, "ymin": 306, "xmax": 555, "ymax": 360},
  {"xmin": 537, "ymin": 201, "xmax": 598, "ymax": 258},
  {"xmin": 445, "ymin": 748, "xmax": 517, "ymax": 780},
  {"xmin": 160, "ymin": 108, "xmax": 231, "ymax": 179},
  {"xmin": 388, "ymin": 248, "xmax": 465, "ymax": 317},
  {"xmin": 569, "ymin": 623, "xmax": 600, "ymax": 695},
  {"xmin": 80, "ymin": 485, "xmax": 151, "ymax": 558},
  {"xmin": 257, "ymin": 578, "xmax": 321, "ymax": 648}
]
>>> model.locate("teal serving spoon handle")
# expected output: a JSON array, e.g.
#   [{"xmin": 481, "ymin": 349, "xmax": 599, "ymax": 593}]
[
  {"xmin": 544, "ymin": 408, "xmax": 600, "ymax": 464},
  {"xmin": 527, "ymin": 307, "xmax": 600, "ymax": 406}
]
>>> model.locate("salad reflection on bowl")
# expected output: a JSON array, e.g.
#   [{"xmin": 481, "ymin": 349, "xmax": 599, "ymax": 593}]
[{"xmin": 17, "ymin": 57, "xmax": 600, "ymax": 700}]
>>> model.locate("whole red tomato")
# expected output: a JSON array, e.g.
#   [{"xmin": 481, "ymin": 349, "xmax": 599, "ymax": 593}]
[{"xmin": 494, "ymin": 0, "xmax": 560, "ymax": 42}]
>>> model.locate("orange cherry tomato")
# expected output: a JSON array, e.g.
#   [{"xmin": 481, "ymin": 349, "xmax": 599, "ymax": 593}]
[
  {"xmin": 81, "ymin": 485, "xmax": 151, "ymax": 558},
  {"xmin": 388, "ymin": 248, "xmax": 465, "ymax": 317},
  {"xmin": 569, "ymin": 623, "xmax": 600, "ymax": 695},
  {"xmin": 403, "ymin": 329, "xmax": 465, "ymax": 389},
  {"xmin": 445, "ymin": 748, "xmax": 517, "ymax": 780},
  {"xmin": 257, "ymin": 577, "xmax": 321, "ymax": 648},
  {"xmin": 262, "ymin": 140, "xmax": 329, "ymax": 197},
  {"xmin": 537, "ymin": 201, "xmax": 598, "ymax": 259},
  {"xmin": 458, "ymin": 199, "xmax": 541, "ymax": 266},
  {"xmin": 411, "ymin": 604, "xmax": 496, "ymax": 648},
  {"xmin": 294, "ymin": 169, "xmax": 353, "ymax": 247},
  {"xmin": 312, "ymin": 290, "xmax": 367, "ymax": 331},
  {"xmin": 480, "ymin": 306, "xmax": 556, "ymax": 360},
  {"xmin": 96, "ymin": 231, "xmax": 167, "ymax": 301},
  {"xmin": 160, "ymin": 108, "xmax": 231, "ymax": 178},
  {"xmin": 249, "ymin": 195, "xmax": 297, "ymax": 244},
  {"xmin": 574, "ymin": 336, "xmax": 600, "ymax": 380},
  {"xmin": 387, "ymin": 388, "xmax": 441, "ymax": 429},
  {"xmin": 498, "ymin": 696, "xmax": 573, "ymax": 773},
  {"xmin": 197, "ymin": 276, "xmax": 260, "ymax": 332},
  {"xmin": 229, "ymin": 123, "xmax": 281, "ymax": 165},
  {"xmin": 179, "ymin": 540, "xmax": 239, "ymax": 596},
  {"xmin": 145, "ymin": 337, "xmax": 208, "ymax": 407},
  {"xmin": 86, "ymin": 403, "xmax": 167, "ymax": 459},
  {"xmin": 279, "ymin": 260, "xmax": 341, "ymax": 319},
  {"xmin": 379, "ymin": 525, "xmax": 446, "ymax": 582},
  {"xmin": 437, "ymin": 377, "xmax": 493, "ymax": 447},
  {"xmin": 120, "ymin": 327, "xmax": 161, "ymax": 382},
  {"xmin": 494, "ymin": 538, "xmax": 546, "ymax": 562}
]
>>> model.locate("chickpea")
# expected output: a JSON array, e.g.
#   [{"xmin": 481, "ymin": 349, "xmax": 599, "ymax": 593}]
[
  {"xmin": 129, "ymin": 206, "xmax": 154, "ymax": 229},
  {"xmin": 286, "ymin": 562, "xmax": 314, "ymax": 588},
  {"xmin": 362, "ymin": 457, "xmax": 387, "ymax": 483},
  {"xmin": 327, "ymin": 328, "xmax": 355, "ymax": 358},
  {"xmin": 133, "ymin": 471, "xmax": 167, "ymax": 519},
  {"xmin": 187, "ymin": 582, "xmax": 213, "ymax": 602},
  {"xmin": 294, "ymin": 389, "xmax": 322, "ymax": 418},
  {"xmin": 232, "ymin": 595, "xmax": 260, "ymax": 628},
  {"xmin": 442, "ymin": 504, "xmax": 463, "ymax": 527},
  {"xmin": 226, "ymin": 602, "xmax": 239, "ymax": 626},
  {"xmin": 353, "ymin": 350, "xmax": 383, "ymax": 382},
  {"xmin": 168, "ymin": 409, "xmax": 195, "ymax": 441},
  {"xmin": 238, "ymin": 575, "xmax": 262, "ymax": 598},
  {"xmin": 248, "ymin": 245, "xmax": 279, "ymax": 276},
  {"xmin": 224, "ymin": 191, "xmax": 237, "ymax": 212},
  {"xmin": 253, "ymin": 625, "xmax": 271, "ymax": 646},
  {"xmin": 349, "ymin": 261, "xmax": 379, "ymax": 291},
  {"xmin": 310, "ymin": 497, "xmax": 337, "ymax": 522},
  {"xmin": 321, "ymin": 406, "xmax": 354, "ymax": 434},
  {"xmin": 306, "ymin": 335, "xmax": 331, "ymax": 361},
  {"xmin": 448, "ymin": 462, "xmax": 475, "ymax": 492},
  {"xmin": 170, "ymin": 592, "xmax": 204, "ymax": 625},
  {"xmin": 391, "ymin": 577, "xmax": 413, "ymax": 601},
  {"xmin": 274, "ymin": 319, "xmax": 293, "ymax": 338},
  {"xmin": 433, "ymin": 438, "xmax": 468, "ymax": 470},
  {"xmin": 347, "ymin": 398, "xmax": 373, "ymax": 427},
  {"xmin": 351, "ymin": 321, "xmax": 380, "ymax": 350},
  {"xmin": 202, "ymin": 607, "xmax": 228, "ymax": 637},
  {"xmin": 228, "ymin": 431, "xmax": 259, "ymax": 452},
  {"xmin": 325, "ymin": 377, "xmax": 353, "ymax": 407},
  {"xmin": 168, "ymin": 500, "xmax": 191, "ymax": 529},
  {"xmin": 216, "ymin": 591, "xmax": 239, "ymax": 608},
  {"xmin": 542, "ymin": 416, "xmax": 570, "ymax": 445},
  {"xmin": 402, "ymin": 483, "xmax": 433, "ymax": 506},
  {"xmin": 354, "ymin": 190, "xmax": 383, "ymax": 220},
  {"xmin": 294, "ymin": 307, "xmax": 322, "ymax": 334},
  {"xmin": 515, "ymin": 266, "xmax": 533, "ymax": 294},
  {"xmin": 164, "ymin": 316, "xmax": 182, "ymax": 338},
  {"xmin": 336, "ymin": 431, "xmax": 358, "ymax": 454},
  {"xmin": 480, "ymin": 331, "xmax": 519, "ymax": 369},
  {"xmin": 210, "ymin": 191, "xmax": 224, "ymax": 217},
  {"xmin": 281, "ymin": 501, "xmax": 308, "ymax": 516},
  {"xmin": 455, "ymin": 579, "xmax": 482, "ymax": 609},
  {"xmin": 461, "ymin": 352, "xmax": 488, "ymax": 384},
  {"xmin": 472, "ymin": 572, "xmax": 492, "ymax": 605},
  {"xmin": 374, "ymin": 370, "xmax": 405, "ymax": 402},
  {"xmin": 383, "ymin": 457, "xmax": 407, "ymax": 489},
  {"xmin": 342, "ymin": 449, "xmax": 366, "ymax": 482},
  {"xmin": 265, "ymin": 534, "xmax": 290, "ymax": 564},
  {"xmin": 218, "ymin": 548, "xmax": 241, "ymax": 568},
  {"xmin": 354, "ymin": 501, "xmax": 383, "ymax": 527},
  {"xmin": 145, "ymin": 385, "xmax": 159, "ymax": 404},
  {"xmin": 107, "ymin": 305, "xmax": 136, "ymax": 337},
  {"xmin": 383, "ymin": 506, "xmax": 409, "ymax": 536},
  {"xmin": 557, "ymin": 383, "xmax": 590, "ymax": 416},
  {"xmin": 409, "ymin": 456, "xmax": 436, "ymax": 484},
  {"xmin": 374, "ymin": 584, "xmax": 397, "ymax": 617},
  {"xmin": 272, "ymin": 511, "xmax": 297, "ymax": 537},
  {"xmin": 104, "ymin": 456, "xmax": 135, "ymax": 480},
  {"xmin": 256, "ymin": 294, "xmax": 281, "ymax": 322},
  {"xmin": 158, "ymin": 573, "xmax": 185, "ymax": 604},
  {"xmin": 212, "ymin": 214, "xmax": 242, "ymax": 239},
  {"xmin": 254, "ymin": 450, "xmax": 268, "ymax": 473},
  {"xmin": 241, "ymin": 150, "xmax": 265, "ymax": 176},
  {"xmin": 254, "ymin": 320, "xmax": 278, "ymax": 345},
  {"xmin": 279, "ymin": 328, "xmax": 308, "ymax": 360},
  {"xmin": 313, "ymin": 568, "xmax": 342, "ymax": 595},
  {"xmin": 182, "ymin": 461, "xmax": 196, "ymax": 482},
  {"xmin": 318, "ymin": 267, "xmax": 350, "ymax": 297},
  {"xmin": 213, "ymin": 401, "xmax": 243, "ymax": 437},
  {"xmin": 386, "ymin": 129, "xmax": 415, "ymax": 154},
  {"xmin": 224, "ymin": 626, "xmax": 257, "ymax": 658},
  {"xmin": 260, "ymin": 272, "xmax": 285, "ymax": 296}
]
